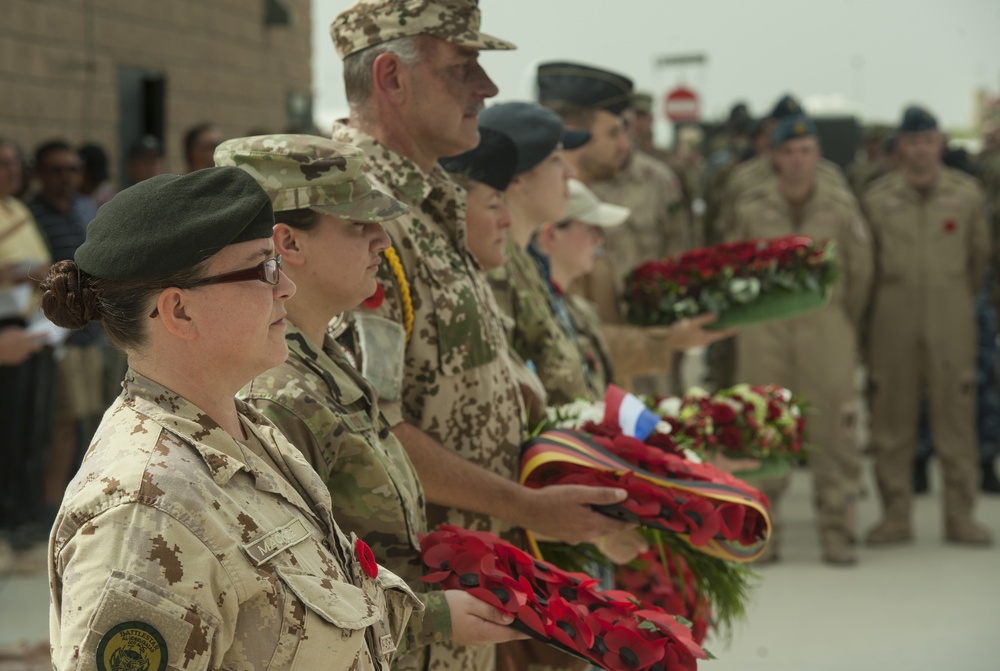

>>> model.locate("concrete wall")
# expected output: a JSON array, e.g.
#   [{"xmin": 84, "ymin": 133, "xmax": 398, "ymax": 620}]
[{"xmin": 0, "ymin": 0, "xmax": 313, "ymax": 182}]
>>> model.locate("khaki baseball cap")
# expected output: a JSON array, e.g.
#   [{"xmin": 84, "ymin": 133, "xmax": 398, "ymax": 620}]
[
  {"xmin": 213, "ymin": 135, "xmax": 408, "ymax": 222},
  {"xmin": 562, "ymin": 179, "xmax": 630, "ymax": 228},
  {"xmin": 331, "ymin": 0, "xmax": 516, "ymax": 60}
]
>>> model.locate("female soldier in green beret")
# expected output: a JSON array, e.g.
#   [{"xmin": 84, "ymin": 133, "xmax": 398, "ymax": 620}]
[
  {"xmin": 43, "ymin": 166, "xmax": 420, "ymax": 671},
  {"xmin": 216, "ymin": 135, "xmax": 524, "ymax": 671}
]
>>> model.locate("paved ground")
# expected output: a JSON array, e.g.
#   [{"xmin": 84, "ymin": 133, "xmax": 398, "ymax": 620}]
[{"xmin": 2, "ymin": 460, "xmax": 998, "ymax": 671}]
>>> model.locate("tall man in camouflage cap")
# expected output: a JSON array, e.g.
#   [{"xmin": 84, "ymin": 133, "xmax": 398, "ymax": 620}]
[
  {"xmin": 863, "ymin": 106, "xmax": 993, "ymax": 546},
  {"xmin": 726, "ymin": 115, "xmax": 874, "ymax": 564},
  {"xmin": 329, "ymin": 6, "xmax": 633, "ymax": 668}
]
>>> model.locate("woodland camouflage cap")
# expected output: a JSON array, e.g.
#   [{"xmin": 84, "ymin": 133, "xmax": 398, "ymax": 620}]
[{"xmin": 214, "ymin": 134, "xmax": 407, "ymax": 222}]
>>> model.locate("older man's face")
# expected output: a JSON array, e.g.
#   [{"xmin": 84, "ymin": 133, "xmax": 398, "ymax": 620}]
[{"xmin": 407, "ymin": 37, "xmax": 499, "ymax": 159}]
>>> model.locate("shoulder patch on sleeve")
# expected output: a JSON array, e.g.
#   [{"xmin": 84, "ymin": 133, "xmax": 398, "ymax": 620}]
[
  {"xmin": 97, "ymin": 621, "xmax": 168, "ymax": 671},
  {"xmin": 86, "ymin": 571, "xmax": 219, "ymax": 671}
]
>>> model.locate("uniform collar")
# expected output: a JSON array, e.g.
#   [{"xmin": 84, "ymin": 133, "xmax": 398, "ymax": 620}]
[
  {"xmin": 331, "ymin": 121, "xmax": 472, "ymax": 249},
  {"xmin": 283, "ymin": 320, "xmax": 367, "ymax": 407},
  {"xmin": 121, "ymin": 369, "xmax": 310, "ymax": 499},
  {"xmin": 332, "ymin": 121, "xmax": 437, "ymax": 205}
]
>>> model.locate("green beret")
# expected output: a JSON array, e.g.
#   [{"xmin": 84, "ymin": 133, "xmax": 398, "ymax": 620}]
[{"xmin": 75, "ymin": 167, "xmax": 274, "ymax": 280}]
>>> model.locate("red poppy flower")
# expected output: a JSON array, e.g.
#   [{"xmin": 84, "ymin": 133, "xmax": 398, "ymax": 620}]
[
  {"xmin": 361, "ymin": 281, "xmax": 385, "ymax": 308},
  {"xmin": 943, "ymin": 219, "xmax": 957, "ymax": 233},
  {"xmin": 600, "ymin": 622, "xmax": 666, "ymax": 670},
  {"xmin": 355, "ymin": 538, "xmax": 378, "ymax": 579},
  {"xmin": 546, "ymin": 597, "xmax": 596, "ymax": 651}
]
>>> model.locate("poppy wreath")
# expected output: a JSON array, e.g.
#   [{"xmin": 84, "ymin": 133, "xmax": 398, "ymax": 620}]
[
  {"xmin": 520, "ymin": 426, "xmax": 771, "ymax": 562},
  {"xmin": 624, "ymin": 235, "xmax": 838, "ymax": 329},
  {"xmin": 421, "ymin": 525, "xmax": 708, "ymax": 671},
  {"xmin": 615, "ymin": 549, "xmax": 711, "ymax": 645},
  {"xmin": 656, "ymin": 384, "xmax": 808, "ymax": 477}
]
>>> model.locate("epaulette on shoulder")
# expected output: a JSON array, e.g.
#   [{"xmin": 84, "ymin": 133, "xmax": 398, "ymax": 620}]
[
  {"xmin": 941, "ymin": 166, "xmax": 982, "ymax": 194},
  {"xmin": 862, "ymin": 171, "xmax": 898, "ymax": 199}
]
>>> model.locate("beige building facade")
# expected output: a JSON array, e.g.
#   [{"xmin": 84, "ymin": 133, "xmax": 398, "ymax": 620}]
[{"xmin": 0, "ymin": 0, "xmax": 313, "ymax": 181}]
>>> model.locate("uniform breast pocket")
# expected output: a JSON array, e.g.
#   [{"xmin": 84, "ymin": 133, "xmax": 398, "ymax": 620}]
[
  {"xmin": 274, "ymin": 565, "xmax": 378, "ymax": 671},
  {"xmin": 418, "ymin": 255, "xmax": 498, "ymax": 376},
  {"xmin": 932, "ymin": 210, "xmax": 967, "ymax": 277}
]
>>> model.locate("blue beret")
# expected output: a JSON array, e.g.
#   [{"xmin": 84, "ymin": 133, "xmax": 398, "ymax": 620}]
[
  {"xmin": 479, "ymin": 102, "xmax": 590, "ymax": 174},
  {"xmin": 771, "ymin": 114, "xmax": 818, "ymax": 147},
  {"xmin": 770, "ymin": 94, "xmax": 803, "ymax": 120},
  {"xmin": 440, "ymin": 127, "xmax": 519, "ymax": 191},
  {"xmin": 76, "ymin": 167, "xmax": 274, "ymax": 280},
  {"xmin": 898, "ymin": 106, "xmax": 938, "ymax": 134},
  {"xmin": 536, "ymin": 62, "xmax": 634, "ymax": 116}
]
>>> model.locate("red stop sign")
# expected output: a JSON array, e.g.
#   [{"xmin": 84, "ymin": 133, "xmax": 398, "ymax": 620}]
[{"xmin": 663, "ymin": 86, "xmax": 700, "ymax": 122}]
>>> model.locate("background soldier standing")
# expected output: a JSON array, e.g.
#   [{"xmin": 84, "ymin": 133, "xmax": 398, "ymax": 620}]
[
  {"xmin": 727, "ymin": 115, "xmax": 874, "ymax": 565},
  {"xmin": 863, "ymin": 106, "xmax": 993, "ymax": 547}
]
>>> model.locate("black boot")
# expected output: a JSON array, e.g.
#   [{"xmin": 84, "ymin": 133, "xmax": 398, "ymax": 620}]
[
  {"xmin": 913, "ymin": 458, "xmax": 930, "ymax": 495},
  {"xmin": 982, "ymin": 460, "xmax": 1000, "ymax": 494}
]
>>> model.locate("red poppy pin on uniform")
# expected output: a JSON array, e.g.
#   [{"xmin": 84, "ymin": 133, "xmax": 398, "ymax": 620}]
[
  {"xmin": 356, "ymin": 538, "xmax": 379, "ymax": 579},
  {"xmin": 944, "ymin": 220, "xmax": 957, "ymax": 233},
  {"xmin": 362, "ymin": 282, "xmax": 385, "ymax": 309}
]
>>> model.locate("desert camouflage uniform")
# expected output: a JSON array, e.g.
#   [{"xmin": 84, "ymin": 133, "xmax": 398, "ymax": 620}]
[
  {"xmin": 241, "ymin": 321, "xmax": 450, "ymax": 671},
  {"xmin": 332, "ymin": 123, "xmax": 524, "ymax": 671},
  {"xmin": 489, "ymin": 239, "xmax": 602, "ymax": 406},
  {"xmin": 727, "ymin": 181, "xmax": 874, "ymax": 556},
  {"xmin": 49, "ymin": 370, "xmax": 420, "ymax": 671}
]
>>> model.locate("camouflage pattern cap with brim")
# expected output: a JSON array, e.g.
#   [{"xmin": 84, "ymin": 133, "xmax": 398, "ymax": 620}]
[
  {"xmin": 629, "ymin": 92, "xmax": 654, "ymax": 115},
  {"xmin": 213, "ymin": 135, "xmax": 408, "ymax": 223},
  {"xmin": 331, "ymin": 0, "xmax": 516, "ymax": 60}
]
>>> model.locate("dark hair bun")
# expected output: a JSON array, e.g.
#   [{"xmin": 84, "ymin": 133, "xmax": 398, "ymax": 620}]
[{"xmin": 40, "ymin": 260, "xmax": 101, "ymax": 330}]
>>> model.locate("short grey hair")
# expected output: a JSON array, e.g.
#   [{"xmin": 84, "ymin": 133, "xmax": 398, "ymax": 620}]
[{"xmin": 343, "ymin": 35, "xmax": 423, "ymax": 110}]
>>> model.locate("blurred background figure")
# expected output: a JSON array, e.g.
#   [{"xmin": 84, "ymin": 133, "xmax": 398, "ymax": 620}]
[
  {"xmin": 0, "ymin": 138, "xmax": 52, "ymax": 552},
  {"xmin": 183, "ymin": 123, "xmax": 225, "ymax": 173},
  {"xmin": 124, "ymin": 134, "xmax": 164, "ymax": 186},
  {"xmin": 27, "ymin": 140, "xmax": 106, "ymax": 537},
  {"xmin": 78, "ymin": 143, "xmax": 116, "ymax": 209}
]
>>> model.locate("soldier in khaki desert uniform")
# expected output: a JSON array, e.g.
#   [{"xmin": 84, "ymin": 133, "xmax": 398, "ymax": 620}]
[
  {"xmin": 329, "ymin": 5, "xmax": 633, "ymax": 668},
  {"xmin": 216, "ymin": 136, "xmax": 523, "ymax": 671},
  {"xmin": 726, "ymin": 115, "xmax": 874, "ymax": 564},
  {"xmin": 863, "ymin": 106, "xmax": 993, "ymax": 546},
  {"xmin": 44, "ymin": 168, "xmax": 420, "ymax": 671},
  {"xmin": 718, "ymin": 94, "xmax": 851, "ymax": 241},
  {"xmin": 537, "ymin": 62, "xmax": 730, "ymax": 391}
]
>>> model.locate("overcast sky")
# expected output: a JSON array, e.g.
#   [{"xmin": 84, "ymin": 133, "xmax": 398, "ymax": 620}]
[{"xmin": 312, "ymin": 0, "xmax": 1000, "ymax": 142}]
